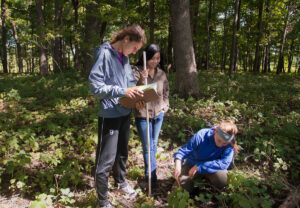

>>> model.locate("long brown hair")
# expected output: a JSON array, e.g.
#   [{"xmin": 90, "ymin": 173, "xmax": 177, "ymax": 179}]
[
  {"xmin": 216, "ymin": 120, "xmax": 239, "ymax": 155},
  {"xmin": 111, "ymin": 24, "xmax": 147, "ymax": 45}
]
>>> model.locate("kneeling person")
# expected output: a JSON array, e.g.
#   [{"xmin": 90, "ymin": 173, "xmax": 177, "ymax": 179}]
[{"xmin": 174, "ymin": 120, "xmax": 238, "ymax": 192}]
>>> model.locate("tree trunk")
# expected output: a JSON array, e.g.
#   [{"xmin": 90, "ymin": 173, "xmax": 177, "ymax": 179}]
[
  {"xmin": 262, "ymin": 45, "xmax": 267, "ymax": 73},
  {"xmin": 82, "ymin": 0, "xmax": 100, "ymax": 76},
  {"xmin": 1, "ymin": 0, "xmax": 8, "ymax": 73},
  {"xmin": 10, "ymin": 19, "xmax": 23, "ymax": 73},
  {"xmin": 35, "ymin": 0, "xmax": 48, "ymax": 75},
  {"xmin": 221, "ymin": 10, "xmax": 227, "ymax": 72},
  {"xmin": 287, "ymin": 39, "xmax": 294, "ymax": 73},
  {"xmin": 229, "ymin": 0, "xmax": 240, "ymax": 75},
  {"xmin": 276, "ymin": 6, "xmax": 289, "ymax": 74},
  {"xmin": 233, "ymin": 0, "xmax": 241, "ymax": 72},
  {"xmin": 190, "ymin": 0, "xmax": 200, "ymax": 69},
  {"xmin": 205, "ymin": 0, "xmax": 213, "ymax": 71},
  {"xmin": 253, "ymin": 0, "xmax": 264, "ymax": 72},
  {"xmin": 167, "ymin": 20, "xmax": 173, "ymax": 72},
  {"xmin": 71, "ymin": 0, "xmax": 79, "ymax": 71},
  {"xmin": 53, "ymin": 0, "xmax": 63, "ymax": 73},
  {"xmin": 170, "ymin": 0, "xmax": 200, "ymax": 98},
  {"xmin": 149, "ymin": 0, "xmax": 154, "ymax": 43},
  {"xmin": 122, "ymin": 0, "xmax": 127, "ymax": 27}
]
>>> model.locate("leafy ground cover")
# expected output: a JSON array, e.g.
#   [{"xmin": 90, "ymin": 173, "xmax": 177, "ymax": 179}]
[{"xmin": 0, "ymin": 71, "xmax": 299, "ymax": 208}]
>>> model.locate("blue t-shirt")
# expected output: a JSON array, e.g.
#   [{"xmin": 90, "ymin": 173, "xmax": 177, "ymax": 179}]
[{"xmin": 174, "ymin": 127, "xmax": 234, "ymax": 174}]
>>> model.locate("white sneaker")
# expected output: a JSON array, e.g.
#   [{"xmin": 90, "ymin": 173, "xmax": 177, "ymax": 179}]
[
  {"xmin": 96, "ymin": 203, "xmax": 113, "ymax": 208},
  {"xmin": 119, "ymin": 185, "xmax": 137, "ymax": 198}
]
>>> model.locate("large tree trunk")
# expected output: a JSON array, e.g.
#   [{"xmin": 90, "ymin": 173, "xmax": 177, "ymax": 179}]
[
  {"xmin": 10, "ymin": 19, "xmax": 23, "ymax": 73},
  {"xmin": 82, "ymin": 0, "xmax": 100, "ymax": 76},
  {"xmin": 1, "ymin": 0, "xmax": 8, "ymax": 73},
  {"xmin": 229, "ymin": 0, "xmax": 240, "ymax": 75},
  {"xmin": 170, "ymin": 0, "xmax": 200, "ymax": 98},
  {"xmin": 35, "ymin": 0, "xmax": 48, "ymax": 75},
  {"xmin": 253, "ymin": 0, "xmax": 264, "ymax": 72},
  {"xmin": 276, "ymin": 5, "xmax": 289, "ymax": 74},
  {"xmin": 149, "ymin": 0, "xmax": 154, "ymax": 43},
  {"xmin": 190, "ymin": 0, "xmax": 200, "ymax": 68}
]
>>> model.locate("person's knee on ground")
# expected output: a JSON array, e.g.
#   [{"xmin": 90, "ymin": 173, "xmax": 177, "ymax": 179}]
[{"xmin": 205, "ymin": 170, "xmax": 228, "ymax": 189}]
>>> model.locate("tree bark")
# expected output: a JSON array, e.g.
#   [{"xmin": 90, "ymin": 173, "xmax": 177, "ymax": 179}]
[
  {"xmin": 190, "ymin": 0, "xmax": 200, "ymax": 68},
  {"xmin": 1, "ymin": 0, "xmax": 8, "ymax": 73},
  {"xmin": 221, "ymin": 10, "xmax": 227, "ymax": 72},
  {"xmin": 170, "ymin": 0, "xmax": 200, "ymax": 98},
  {"xmin": 82, "ymin": 0, "xmax": 100, "ymax": 76},
  {"xmin": 122, "ymin": 0, "xmax": 127, "ymax": 27},
  {"xmin": 10, "ymin": 19, "xmax": 23, "ymax": 73},
  {"xmin": 71, "ymin": 0, "xmax": 79, "ymax": 71},
  {"xmin": 276, "ymin": 6, "xmax": 289, "ymax": 74},
  {"xmin": 233, "ymin": 0, "xmax": 241, "ymax": 72},
  {"xmin": 229, "ymin": 0, "xmax": 240, "ymax": 75},
  {"xmin": 149, "ymin": 0, "xmax": 154, "ymax": 43},
  {"xmin": 253, "ymin": 0, "xmax": 264, "ymax": 72},
  {"xmin": 35, "ymin": 0, "xmax": 48, "ymax": 75},
  {"xmin": 53, "ymin": 0, "xmax": 63, "ymax": 73},
  {"xmin": 287, "ymin": 39, "xmax": 294, "ymax": 73},
  {"xmin": 205, "ymin": 0, "xmax": 213, "ymax": 71}
]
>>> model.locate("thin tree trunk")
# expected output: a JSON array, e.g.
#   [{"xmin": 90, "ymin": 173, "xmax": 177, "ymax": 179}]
[
  {"xmin": 1, "ymin": 0, "xmax": 8, "ymax": 73},
  {"xmin": 10, "ymin": 19, "xmax": 23, "ymax": 73},
  {"xmin": 287, "ymin": 39, "xmax": 294, "ymax": 73},
  {"xmin": 35, "ymin": 0, "xmax": 48, "ymax": 75},
  {"xmin": 229, "ymin": 0, "xmax": 240, "ymax": 75},
  {"xmin": 53, "ymin": 0, "xmax": 63, "ymax": 73},
  {"xmin": 167, "ymin": 19, "xmax": 173, "ymax": 72},
  {"xmin": 122, "ymin": 0, "xmax": 127, "ymax": 27},
  {"xmin": 253, "ymin": 0, "xmax": 264, "ymax": 72},
  {"xmin": 170, "ymin": 0, "xmax": 200, "ymax": 98},
  {"xmin": 205, "ymin": 0, "xmax": 213, "ymax": 71},
  {"xmin": 262, "ymin": 45, "xmax": 267, "ymax": 73},
  {"xmin": 277, "ymin": 5, "xmax": 290, "ymax": 74},
  {"xmin": 267, "ymin": 44, "xmax": 271, "ymax": 72},
  {"xmin": 221, "ymin": 10, "xmax": 227, "ymax": 72},
  {"xmin": 149, "ymin": 0, "xmax": 154, "ymax": 43},
  {"xmin": 71, "ymin": 0, "xmax": 79, "ymax": 71},
  {"xmin": 233, "ymin": 0, "xmax": 241, "ymax": 72}
]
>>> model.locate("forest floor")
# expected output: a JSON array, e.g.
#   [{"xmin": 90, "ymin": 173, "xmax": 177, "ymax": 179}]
[
  {"xmin": 1, "ymin": 72, "xmax": 299, "ymax": 208},
  {"xmin": 0, "ymin": 145, "xmax": 177, "ymax": 208}
]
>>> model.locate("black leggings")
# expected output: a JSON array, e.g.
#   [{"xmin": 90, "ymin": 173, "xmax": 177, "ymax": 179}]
[{"xmin": 95, "ymin": 115, "xmax": 131, "ymax": 206}]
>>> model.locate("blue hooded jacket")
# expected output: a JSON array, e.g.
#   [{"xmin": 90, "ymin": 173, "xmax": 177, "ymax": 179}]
[
  {"xmin": 174, "ymin": 128, "xmax": 234, "ymax": 174},
  {"xmin": 88, "ymin": 42, "xmax": 136, "ymax": 118}
]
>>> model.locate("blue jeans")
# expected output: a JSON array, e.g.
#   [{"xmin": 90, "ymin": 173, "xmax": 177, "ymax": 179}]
[{"xmin": 135, "ymin": 112, "xmax": 164, "ymax": 183}]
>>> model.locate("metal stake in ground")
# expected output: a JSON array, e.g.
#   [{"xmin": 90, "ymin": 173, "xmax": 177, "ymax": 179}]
[{"xmin": 143, "ymin": 51, "xmax": 151, "ymax": 197}]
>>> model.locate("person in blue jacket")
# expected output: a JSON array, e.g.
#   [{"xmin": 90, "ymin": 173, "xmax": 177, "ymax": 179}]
[
  {"xmin": 174, "ymin": 120, "xmax": 239, "ymax": 192},
  {"xmin": 89, "ymin": 24, "xmax": 146, "ymax": 208}
]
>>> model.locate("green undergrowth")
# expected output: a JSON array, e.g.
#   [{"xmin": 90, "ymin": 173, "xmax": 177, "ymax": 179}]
[{"xmin": 0, "ymin": 71, "xmax": 299, "ymax": 207}]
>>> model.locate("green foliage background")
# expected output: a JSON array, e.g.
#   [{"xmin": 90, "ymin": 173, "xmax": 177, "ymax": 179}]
[{"xmin": 0, "ymin": 71, "xmax": 299, "ymax": 207}]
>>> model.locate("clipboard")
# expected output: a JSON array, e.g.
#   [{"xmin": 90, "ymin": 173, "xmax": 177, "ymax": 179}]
[{"xmin": 119, "ymin": 82, "xmax": 159, "ymax": 109}]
